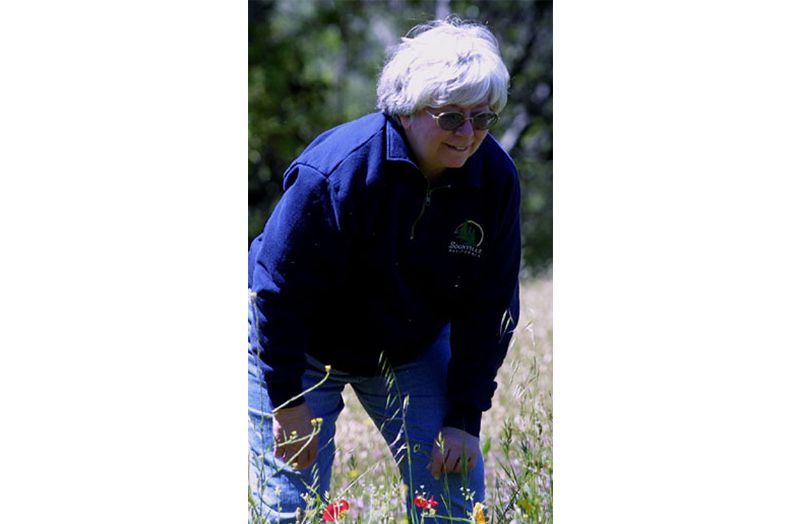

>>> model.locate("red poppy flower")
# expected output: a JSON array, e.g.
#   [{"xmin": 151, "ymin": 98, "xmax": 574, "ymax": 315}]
[
  {"xmin": 322, "ymin": 499, "xmax": 350, "ymax": 521},
  {"xmin": 414, "ymin": 495, "xmax": 439, "ymax": 509}
]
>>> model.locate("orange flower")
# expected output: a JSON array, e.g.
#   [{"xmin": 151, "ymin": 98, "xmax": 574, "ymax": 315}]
[
  {"xmin": 414, "ymin": 495, "xmax": 439, "ymax": 509},
  {"xmin": 322, "ymin": 499, "xmax": 350, "ymax": 522},
  {"xmin": 472, "ymin": 502, "xmax": 487, "ymax": 524}
]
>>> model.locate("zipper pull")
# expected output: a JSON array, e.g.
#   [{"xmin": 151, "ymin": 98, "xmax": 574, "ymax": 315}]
[{"xmin": 410, "ymin": 189, "xmax": 431, "ymax": 240}]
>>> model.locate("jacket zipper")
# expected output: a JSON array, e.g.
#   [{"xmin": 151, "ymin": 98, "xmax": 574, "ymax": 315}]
[{"xmin": 410, "ymin": 184, "xmax": 452, "ymax": 240}]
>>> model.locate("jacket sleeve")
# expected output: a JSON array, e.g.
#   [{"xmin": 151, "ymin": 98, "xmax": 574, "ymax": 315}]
[
  {"xmin": 444, "ymin": 174, "xmax": 521, "ymax": 437},
  {"xmin": 249, "ymin": 164, "xmax": 342, "ymax": 409}
]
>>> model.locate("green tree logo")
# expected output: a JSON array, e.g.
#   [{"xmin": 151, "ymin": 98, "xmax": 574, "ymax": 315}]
[{"xmin": 454, "ymin": 220, "xmax": 484, "ymax": 247}]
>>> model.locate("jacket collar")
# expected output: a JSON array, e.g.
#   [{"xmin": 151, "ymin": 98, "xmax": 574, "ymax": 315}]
[
  {"xmin": 385, "ymin": 114, "xmax": 416, "ymax": 166},
  {"xmin": 384, "ymin": 113, "xmax": 485, "ymax": 189}
]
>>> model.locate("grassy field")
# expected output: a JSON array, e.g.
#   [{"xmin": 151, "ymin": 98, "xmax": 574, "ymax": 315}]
[{"xmin": 327, "ymin": 272, "xmax": 554, "ymax": 522}]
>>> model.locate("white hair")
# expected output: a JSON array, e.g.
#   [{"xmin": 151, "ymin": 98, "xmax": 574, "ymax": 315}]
[{"xmin": 376, "ymin": 18, "xmax": 510, "ymax": 117}]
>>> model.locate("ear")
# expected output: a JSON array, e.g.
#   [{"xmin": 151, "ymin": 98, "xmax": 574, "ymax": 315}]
[{"xmin": 399, "ymin": 114, "xmax": 413, "ymax": 129}]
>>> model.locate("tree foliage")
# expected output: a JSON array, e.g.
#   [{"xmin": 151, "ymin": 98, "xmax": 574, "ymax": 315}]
[{"xmin": 249, "ymin": 0, "xmax": 552, "ymax": 274}]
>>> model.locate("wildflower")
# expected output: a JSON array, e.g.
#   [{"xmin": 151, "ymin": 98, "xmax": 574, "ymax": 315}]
[
  {"xmin": 471, "ymin": 502, "xmax": 487, "ymax": 524},
  {"xmin": 413, "ymin": 495, "xmax": 439, "ymax": 510},
  {"xmin": 322, "ymin": 499, "xmax": 350, "ymax": 522}
]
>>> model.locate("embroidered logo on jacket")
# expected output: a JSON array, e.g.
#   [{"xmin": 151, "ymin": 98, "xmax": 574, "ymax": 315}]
[{"xmin": 449, "ymin": 220, "xmax": 484, "ymax": 258}]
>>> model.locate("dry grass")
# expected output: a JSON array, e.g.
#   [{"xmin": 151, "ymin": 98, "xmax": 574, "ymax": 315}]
[{"xmin": 329, "ymin": 272, "xmax": 554, "ymax": 522}]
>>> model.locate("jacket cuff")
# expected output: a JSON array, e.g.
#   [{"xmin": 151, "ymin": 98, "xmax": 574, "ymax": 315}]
[
  {"xmin": 443, "ymin": 404, "xmax": 483, "ymax": 438},
  {"xmin": 265, "ymin": 378, "xmax": 305, "ymax": 411}
]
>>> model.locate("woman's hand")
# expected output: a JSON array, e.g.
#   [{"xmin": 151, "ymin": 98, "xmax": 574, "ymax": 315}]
[
  {"xmin": 272, "ymin": 402, "xmax": 319, "ymax": 470},
  {"xmin": 428, "ymin": 426, "xmax": 479, "ymax": 479}
]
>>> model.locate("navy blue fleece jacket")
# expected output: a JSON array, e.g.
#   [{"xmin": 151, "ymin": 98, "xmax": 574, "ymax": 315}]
[{"xmin": 248, "ymin": 112, "xmax": 520, "ymax": 436}]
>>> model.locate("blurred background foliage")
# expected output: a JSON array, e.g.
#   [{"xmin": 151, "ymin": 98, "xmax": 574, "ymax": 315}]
[{"xmin": 249, "ymin": 0, "xmax": 552, "ymax": 275}]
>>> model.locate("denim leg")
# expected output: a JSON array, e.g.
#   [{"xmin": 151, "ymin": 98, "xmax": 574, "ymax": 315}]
[
  {"xmin": 248, "ymin": 352, "xmax": 346, "ymax": 523},
  {"xmin": 352, "ymin": 327, "xmax": 485, "ymax": 522}
]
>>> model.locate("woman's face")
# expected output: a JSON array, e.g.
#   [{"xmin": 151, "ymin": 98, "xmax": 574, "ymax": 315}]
[{"xmin": 399, "ymin": 100, "xmax": 492, "ymax": 180}]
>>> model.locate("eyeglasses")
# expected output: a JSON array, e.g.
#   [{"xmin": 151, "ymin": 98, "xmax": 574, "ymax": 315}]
[{"xmin": 425, "ymin": 110, "xmax": 499, "ymax": 131}]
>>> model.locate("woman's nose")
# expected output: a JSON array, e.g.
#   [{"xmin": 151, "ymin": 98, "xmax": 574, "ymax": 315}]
[{"xmin": 453, "ymin": 119, "xmax": 474, "ymax": 135}]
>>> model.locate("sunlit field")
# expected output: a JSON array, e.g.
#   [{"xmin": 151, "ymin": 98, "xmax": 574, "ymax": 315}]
[
  {"xmin": 250, "ymin": 271, "xmax": 552, "ymax": 523},
  {"xmin": 327, "ymin": 272, "xmax": 553, "ymax": 523}
]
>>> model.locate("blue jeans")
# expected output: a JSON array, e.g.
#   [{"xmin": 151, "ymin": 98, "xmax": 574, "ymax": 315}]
[{"xmin": 248, "ymin": 307, "xmax": 484, "ymax": 522}]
